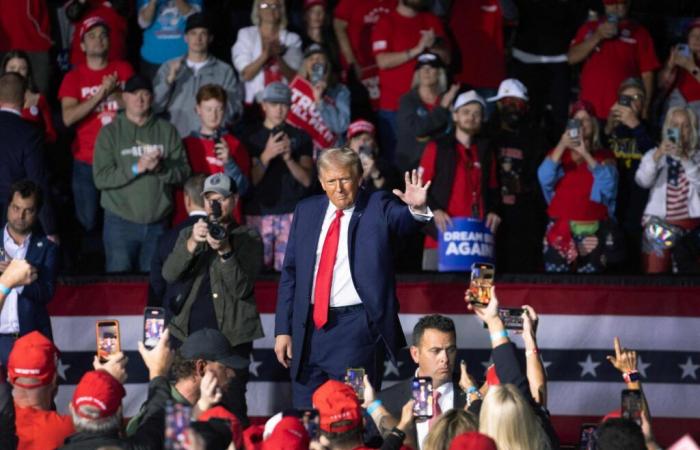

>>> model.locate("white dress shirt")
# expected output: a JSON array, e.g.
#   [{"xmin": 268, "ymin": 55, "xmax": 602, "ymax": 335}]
[
  {"xmin": 416, "ymin": 380, "xmax": 454, "ymax": 450},
  {"xmin": 0, "ymin": 226, "xmax": 31, "ymax": 333},
  {"xmin": 310, "ymin": 200, "xmax": 433, "ymax": 307}
]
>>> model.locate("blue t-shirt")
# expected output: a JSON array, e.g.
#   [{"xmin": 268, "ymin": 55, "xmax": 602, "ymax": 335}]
[{"xmin": 139, "ymin": 0, "xmax": 202, "ymax": 64}]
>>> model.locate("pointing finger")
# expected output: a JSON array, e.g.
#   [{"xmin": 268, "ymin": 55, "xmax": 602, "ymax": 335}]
[{"xmin": 613, "ymin": 336, "xmax": 622, "ymax": 358}]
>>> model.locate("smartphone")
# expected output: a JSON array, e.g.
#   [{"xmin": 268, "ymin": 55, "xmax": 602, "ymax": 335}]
[
  {"xmin": 579, "ymin": 423, "xmax": 598, "ymax": 450},
  {"xmin": 468, "ymin": 262, "xmax": 495, "ymax": 306},
  {"xmin": 310, "ymin": 62, "xmax": 326, "ymax": 85},
  {"xmin": 666, "ymin": 127, "xmax": 681, "ymax": 144},
  {"xmin": 677, "ymin": 43, "xmax": 691, "ymax": 59},
  {"xmin": 144, "ymin": 307, "xmax": 166, "ymax": 350},
  {"xmin": 345, "ymin": 368, "xmax": 365, "ymax": 401},
  {"xmin": 299, "ymin": 409, "xmax": 320, "ymax": 438},
  {"xmin": 606, "ymin": 13, "xmax": 619, "ymax": 35},
  {"xmin": 482, "ymin": 308, "xmax": 525, "ymax": 330},
  {"xmin": 96, "ymin": 320, "xmax": 120, "ymax": 362},
  {"xmin": 621, "ymin": 389, "xmax": 643, "ymax": 425},
  {"xmin": 618, "ymin": 95, "xmax": 632, "ymax": 107},
  {"xmin": 271, "ymin": 125, "xmax": 285, "ymax": 142},
  {"xmin": 164, "ymin": 401, "xmax": 192, "ymax": 450},
  {"xmin": 411, "ymin": 377, "xmax": 434, "ymax": 419},
  {"xmin": 567, "ymin": 118, "xmax": 581, "ymax": 141}
]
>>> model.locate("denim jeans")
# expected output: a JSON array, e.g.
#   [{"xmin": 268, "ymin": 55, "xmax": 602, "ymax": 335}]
[
  {"xmin": 72, "ymin": 160, "xmax": 100, "ymax": 232},
  {"xmin": 103, "ymin": 210, "xmax": 166, "ymax": 273},
  {"xmin": 377, "ymin": 109, "xmax": 398, "ymax": 165}
]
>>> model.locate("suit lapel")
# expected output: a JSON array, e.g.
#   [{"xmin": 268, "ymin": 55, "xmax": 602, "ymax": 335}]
[{"xmin": 347, "ymin": 191, "xmax": 368, "ymax": 264}]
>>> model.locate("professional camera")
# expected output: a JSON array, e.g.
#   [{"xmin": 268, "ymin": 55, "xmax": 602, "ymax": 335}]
[{"xmin": 206, "ymin": 199, "xmax": 228, "ymax": 241}]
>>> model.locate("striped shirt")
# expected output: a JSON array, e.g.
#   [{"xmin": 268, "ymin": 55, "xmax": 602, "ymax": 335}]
[{"xmin": 666, "ymin": 157, "xmax": 690, "ymax": 221}]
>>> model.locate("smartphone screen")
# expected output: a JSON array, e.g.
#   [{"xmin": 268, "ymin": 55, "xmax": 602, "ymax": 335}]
[
  {"xmin": 412, "ymin": 377, "xmax": 434, "ymax": 419},
  {"xmin": 667, "ymin": 127, "xmax": 680, "ymax": 144},
  {"xmin": 299, "ymin": 409, "xmax": 320, "ymax": 438},
  {"xmin": 579, "ymin": 423, "xmax": 598, "ymax": 450},
  {"xmin": 144, "ymin": 307, "xmax": 166, "ymax": 350},
  {"xmin": 468, "ymin": 262, "xmax": 495, "ymax": 306},
  {"xmin": 483, "ymin": 308, "xmax": 525, "ymax": 330},
  {"xmin": 621, "ymin": 389, "xmax": 643, "ymax": 425},
  {"xmin": 165, "ymin": 401, "xmax": 192, "ymax": 450},
  {"xmin": 345, "ymin": 368, "xmax": 365, "ymax": 402},
  {"xmin": 96, "ymin": 320, "xmax": 120, "ymax": 362}
]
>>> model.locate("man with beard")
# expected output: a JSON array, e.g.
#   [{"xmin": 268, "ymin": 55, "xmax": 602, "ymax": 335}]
[
  {"xmin": 371, "ymin": 0, "xmax": 449, "ymax": 163},
  {"xmin": 486, "ymin": 79, "xmax": 548, "ymax": 272},
  {"xmin": 0, "ymin": 180, "xmax": 58, "ymax": 365},
  {"xmin": 418, "ymin": 91, "xmax": 501, "ymax": 270}
]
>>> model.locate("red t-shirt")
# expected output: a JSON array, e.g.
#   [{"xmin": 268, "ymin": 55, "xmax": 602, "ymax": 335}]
[
  {"xmin": 14, "ymin": 403, "xmax": 75, "ymax": 450},
  {"xmin": 372, "ymin": 9, "xmax": 446, "ymax": 111},
  {"xmin": 70, "ymin": 2, "xmax": 128, "ymax": 66},
  {"xmin": 420, "ymin": 140, "xmax": 496, "ymax": 248},
  {"xmin": 57, "ymin": 60, "xmax": 134, "ymax": 164},
  {"xmin": 449, "ymin": 0, "xmax": 505, "ymax": 88},
  {"xmin": 571, "ymin": 20, "xmax": 659, "ymax": 119},
  {"xmin": 0, "ymin": 0, "xmax": 52, "ymax": 52},
  {"xmin": 334, "ymin": 0, "xmax": 396, "ymax": 69},
  {"xmin": 172, "ymin": 133, "xmax": 251, "ymax": 225},
  {"xmin": 21, "ymin": 93, "xmax": 57, "ymax": 144},
  {"xmin": 677, "ymin": 69, "xmax": 700, "ymax": 102}
]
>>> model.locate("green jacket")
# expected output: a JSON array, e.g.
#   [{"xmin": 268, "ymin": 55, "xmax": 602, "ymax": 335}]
[
  {"xmin": 93, "ymin": 112, "xmax": 191, "ymax": 224},
  {"xmin": 162, "ymin": 224, "xmax": 264, "ymax": 347}
]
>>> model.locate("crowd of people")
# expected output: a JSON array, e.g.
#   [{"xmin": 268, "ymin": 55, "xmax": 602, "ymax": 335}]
[
  {"xmin": 1, "ymin": 0, "xmax": 700, "ymax": 276},
  {"xmin": 0, "ymin": 0, "xmax": 700, "ymax": 449}
]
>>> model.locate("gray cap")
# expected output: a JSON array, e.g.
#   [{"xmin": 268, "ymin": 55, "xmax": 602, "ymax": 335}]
[
  {"xmin": 260, "ymin": 82, "xmax": 292, "ymax": 104},
  {"xmin": 180, "ymin": 328, "xmax": 249, "ymax": 370},
  {"xmin": 202, "ymin": 173, "xmax": 236, "ymax": 197}
]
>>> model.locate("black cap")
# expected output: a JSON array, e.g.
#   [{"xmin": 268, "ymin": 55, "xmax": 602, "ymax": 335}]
[
  {"xmin": 124, "ymin": 74, "xmax": 153, "ymax": 93},
  {"xmin": 303, "ymin": 43, "xmax": 326, "ymax": 59},
  {"xmin": 414, "ymin": 52, "xmax": 445, "ymax": 71},
  {"xmin": 180, "ymin": 329, "xmax": 249, "ymax": 370},
  {"xmin": 185, "ymin": 13, "xmax": 210, "ymax": 33}
]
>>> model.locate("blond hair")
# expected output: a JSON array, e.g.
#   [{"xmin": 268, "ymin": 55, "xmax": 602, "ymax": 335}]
[
  {"xmin": 411, "ymin": 66, "xmax": 448, "ymax": 93},
  {"xmin": 423, "ymin": 409, "xmax": 478, "ymax": 450},
  {"xmin": 251, "ymin": 0, "xmax": 288, "ymax": 28},
  {"xmin": 662, "ymin": 106, "xmax": 699, "ymax": 156},
  {"xmin": 317, "ymin": 147, "xmax": 363, "ymax": 178},
  {"xmin": 479, "ymin": 384, "xmax": 550, "ymax": 450}
]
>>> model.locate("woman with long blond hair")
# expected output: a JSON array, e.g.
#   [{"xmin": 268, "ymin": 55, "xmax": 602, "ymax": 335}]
[
  {"xmin": 422, "ymin": 409, "xmax": 478, "ymax": 450},
  {"xmin": 635, "ymin": 106, "xmax": 700, "ymax": 273},
  {"xmin": 479, "ymin": 384, "xmax": 551, "ymax": 450}
]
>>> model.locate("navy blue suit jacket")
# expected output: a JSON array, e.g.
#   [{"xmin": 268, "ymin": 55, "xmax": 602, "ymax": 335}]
[
  {"xmin": 17, "ymin": 234, "xmax": 58, "ymax": 338},
  {"xmin": 0, "ymin": 111, "xmax": 55, "ymax": 235},
  {"xmin": 275, "ymin": 190, "xmax": 423, "ymax": 379}
]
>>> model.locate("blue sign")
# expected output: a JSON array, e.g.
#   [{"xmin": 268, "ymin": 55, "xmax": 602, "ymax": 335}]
[{"xmin": 438, "ymin": 217, "xmax": 495, "ymax": 272}]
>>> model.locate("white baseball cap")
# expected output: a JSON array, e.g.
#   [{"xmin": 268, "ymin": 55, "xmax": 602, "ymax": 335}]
[
  {"xmin": 487, "ymin": 78, "xmax": 529, "ymax": 102},
  {"xmin": 453, "ymin": 90, "xmax": 486, "ymax": 111}
]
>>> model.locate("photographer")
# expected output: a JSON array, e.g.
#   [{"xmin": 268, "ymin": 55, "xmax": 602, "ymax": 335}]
[
  {"xmin": 346, "ymin": 120, "xmax": 400, "ymax": 194},
  {"xmin": 162, "ymin": 173, "xmax": 263, "ymax": 426}
]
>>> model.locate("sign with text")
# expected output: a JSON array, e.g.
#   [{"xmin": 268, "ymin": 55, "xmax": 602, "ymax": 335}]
[{"xmin": 438, "ymin": 217, "xmax": 494, "ymax": 271}]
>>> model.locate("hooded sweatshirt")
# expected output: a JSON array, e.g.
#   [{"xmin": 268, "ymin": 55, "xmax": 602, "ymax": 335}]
[{"xmin": 93, "ymin": 112, "xmax": 191, "ymax": 224}]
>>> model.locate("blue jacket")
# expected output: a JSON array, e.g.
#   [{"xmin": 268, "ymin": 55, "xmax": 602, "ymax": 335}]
[
  {"xmin": 275, "ymin": 190, "xmax": 422, "ymax": 379},
  {"xmin": 18, "ymin": 234, "xmax": 58, "ymax": 338}
]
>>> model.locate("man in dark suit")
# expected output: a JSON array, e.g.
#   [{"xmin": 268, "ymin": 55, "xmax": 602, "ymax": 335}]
[
  {"xmin": 0, "ymin": 73, "xmax": 56, "ymax": 241},
  {"xmin": 0, "ymin": 180, "xmax": 59, "ymax": 365},
  {"xmin": 274, "ymin": 147, "xmax": 433, "ymax": 407},
  {"xmin": 377, "ymin": 314, "xmax": 466, "ymax": 446},
  {"xmin": 148, "ymin": 174, "xmax": 207, "ymax": 308}
]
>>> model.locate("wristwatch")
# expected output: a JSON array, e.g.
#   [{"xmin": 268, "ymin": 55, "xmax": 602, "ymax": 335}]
[
  {"xmin": 623, "ymin": 370, "xmax": 640, "ymax": 383},
  {"xmin": 390, "ymin": 427, "xmax": 406, "ymax": 441}
]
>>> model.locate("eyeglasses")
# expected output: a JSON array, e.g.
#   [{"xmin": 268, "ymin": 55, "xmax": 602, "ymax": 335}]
[{"xmin": 260, "ymin": 2, "xmax": 280, "ymax": 9}]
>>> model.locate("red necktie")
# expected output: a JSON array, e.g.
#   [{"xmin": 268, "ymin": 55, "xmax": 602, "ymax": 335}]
[
  {"xmin": 313, "ymin": 209, "xmax": 344, "ymax": 329},
  {"xmin": 429, "ymin": 391, "xmax": 442, "ymax": 429}
]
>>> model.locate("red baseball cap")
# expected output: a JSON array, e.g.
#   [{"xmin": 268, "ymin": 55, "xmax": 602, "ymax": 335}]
[
  {"xmin": 570, "ymin": 99, "xmax": 597, "ymax": 118},
  {"xmin": 602, "ymin": 0, "xmax": 626, "ymax": 5},
  {"xmin": 304, "ymin": 0, "xmax": 326, "ymax": 10},
  {"xmin": 312, "ymin": 380, "xmax": 362, "ymax": 433},
  {"xmin": 687, "ymin": 18, "xmax": 700, "ymax": 34},
  {"xmin": 243, "ymin": 425, "xmax": 265, "ymax": 450},
  {"xmin": 79, "ymin": 16, "xmax": 109, "ymax": 41},
  {"xmin": 7, "ymin": 331, "xmax": 58, "ymax": 389},
  {"xmin": 199, "ymin": 406, "xmax": 243, "ymax": 449},
  {"xmin": 262, "ymin": 416, "xmax": 310, "ymax": 450},
  {"xmin": 347, "ymin": 119, "xmax": 376, "ymax": 140},
  {"xmin": 449, "ymin": 432, "xmax": 498, "ymax": 450},
  {"xmin": 71, "ymin": 370, "xmax": 125, "ymax": 419}
]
